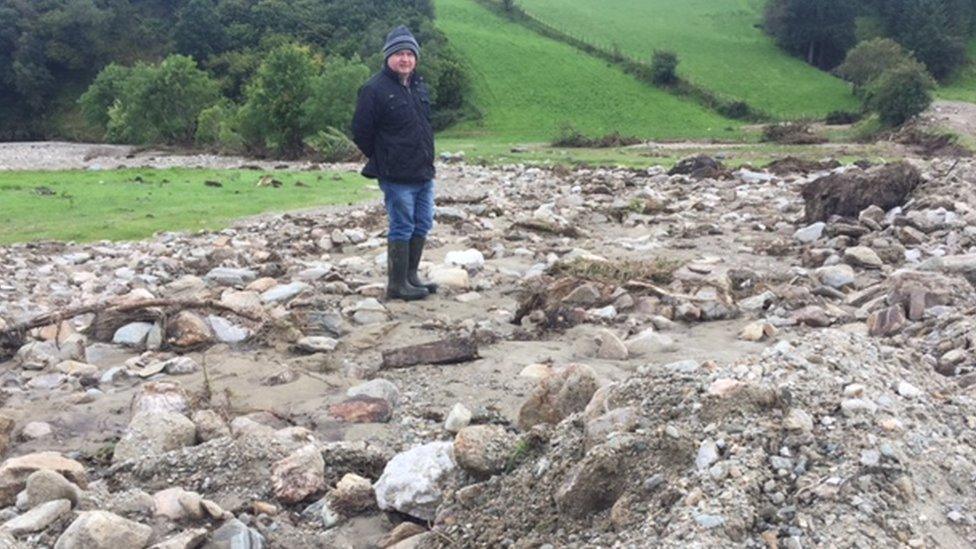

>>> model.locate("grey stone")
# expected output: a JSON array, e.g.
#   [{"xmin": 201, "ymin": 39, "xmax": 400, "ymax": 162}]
[
  {"xmin": 346, "ymin": 379, "xmax": 399, "ymax": 406},
  {"xmin": 2, "ymin": 499, "xmax": 71, "ymax": 536},
  {"xmin": 113, "ymin": 412, "xmax": 196, "ymax": 463},
  {"xmin": 816, "ymin": 265, "xmax": 856, "ymax": 289},
  {"xmin": 793, "ymin": 222, "xmax": 825, "ymax": 243},
  {"xmin": 112, "ymin": 323, "xmax": 154, "ymax": 348},
  {"xmin": 54, "ymin": 510, "xmax": 152, "ymax": 549},
  {"xmin": 207, "ymin": 316, "xmax": 250, "ymax": 344},
  {"xmin": 23, "ymin": 470, "xmax": 81, "ymax": 508},
  {"xmin": 205, "ymin": 268, "xmax": 257, "ymax": 287},
  {"xmin": 202, "ymin": 518, "xmax": 264, "ymax": 549},
  {"xmin": 260, "ymin": 282, "xmax": 310, "ymax": 304},
  {"xmin": 696, "ymin": 439, "xmax": 719, "ymax": 471}
]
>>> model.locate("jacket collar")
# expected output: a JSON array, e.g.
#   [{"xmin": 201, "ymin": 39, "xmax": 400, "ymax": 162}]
[{"xmin": 382, "ymin": 64, "xmax": 415, "ymax": 86}]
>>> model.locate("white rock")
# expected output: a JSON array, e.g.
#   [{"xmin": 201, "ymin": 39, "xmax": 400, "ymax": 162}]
[
  {"xmin": 295, "ymin": 337, "xmax": 339, "ymax": 353},
  {"xmin": 428, "ymin": 266, "xmax": 469, "ymax": 289},
  {"xmin": 445, "ymin": 249, "xmax": 485, "ymax": 271},
  {"xmin": 205, "ymin": 268, "xmax": 257, "ymax": 286},
  {"xmin": 373, "ymin": 441, "xmax": 456, "ymax": 521},
  {"xmin": 21, "ymin": 422, "xmax": 53, "ymax": 440},
  {"xmin": 207, "ymin": 316, "xmax": 251, "ymax": 344},
  {"xmin": 793, "ymin": 222, "xmax": 825, "ymax": 243},
  {"xmin": 696, "ymin": 439, "xmax": 719, "ymax": 471},
  {"xmin": 897, "ymin": 381, "xmax": 922, "ymax": 399},
  {"xmin": 444, "ymin": 404, "xmax": 472, "ymax": 433},
  {"xmin": 112, "ymin": 323, "xmax": 154, "ymax": 347},
  {"xmin": 261, "ymin": 282, "xmax": 311, "ymax": 304}
]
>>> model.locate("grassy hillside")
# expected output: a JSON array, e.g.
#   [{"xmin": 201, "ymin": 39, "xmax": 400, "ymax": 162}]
[
  {"xmin": 515, "ymin": 0, "xmax": 859, "ymax": 119},
  {"xmin": 433, "ymin": 0, "xmax": 742, "ymax": 142}
]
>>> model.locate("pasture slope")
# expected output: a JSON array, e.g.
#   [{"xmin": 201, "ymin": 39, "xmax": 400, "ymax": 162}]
[
  {"xmin": 433, "ymin": 0, "xmax": 741, "ymax": 142},
  {"xmin": 515, "ymin": 0, "xmax": 860, "ymax": 119}
]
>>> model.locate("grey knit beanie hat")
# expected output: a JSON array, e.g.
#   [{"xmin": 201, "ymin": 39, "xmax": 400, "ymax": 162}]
[{"xmin": 383, "ymin": 25, "xmax": 420, "ymax": 60}]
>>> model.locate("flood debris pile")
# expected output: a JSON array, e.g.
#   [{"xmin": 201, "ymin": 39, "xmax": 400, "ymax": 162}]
[{"xmin": 0, "ymin": 153, "xmax": 974, "ymax": 547}]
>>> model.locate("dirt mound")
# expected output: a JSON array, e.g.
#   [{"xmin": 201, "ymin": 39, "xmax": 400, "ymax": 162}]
[
  {"xmin": 763, "ymin": 156, "xmax": 841, "ymax": 176},
  {"xmin": 801, "ymin": 161, "xmax": 922, "ymax": 222},
  {"xmin": 434, "ymin": 331, "xmax": 976, "ymax": 547},
  {"xmin": 668, "ymin": 155, "xmax": 728, "ymax": 179}
]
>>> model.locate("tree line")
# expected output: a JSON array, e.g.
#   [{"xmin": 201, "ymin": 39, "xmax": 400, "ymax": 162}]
[
  {"xmin": 0, "ymin": 0, "xmax": 473, "ymax": 157},
  {"xmin": 765, "ymin": 0, "xmax": 974, "ymax": 78},
  {"xmin": 764, "ymin": 0, "xmax": 976, "ymax": 125}
]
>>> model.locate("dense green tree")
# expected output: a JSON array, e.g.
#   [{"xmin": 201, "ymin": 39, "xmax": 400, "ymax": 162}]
[
  {"xmin": 238, "ymin": 43, "xmax": 319, "ymax": 157},
  {"xmin": 77, "ymin": 62, "xmax": 131, "ymax": 131},
  {"xmin": 304, "ymin": 56, "xmax": 371, "ymax": 135},
  {"xmin": 105, "ymin": 55, "xmax": 221, "ymax": 144},
  {"xmin": 764, "ymin": 0, "xmax": 857, "ymax": 69},
  {"xmin": 865, "ymin": 62, "xmax": 935, "ymax": 125},
  {"xmin": 877, "ymin": 0, "xmax": 967, "ymax": 80},
  {"xmin": 835, "ymin": 38, "xmax": 926, "ymax": 96},
  {"xmin": 174, "ymin": 0, "xmax": 227, "ymax": 63}
]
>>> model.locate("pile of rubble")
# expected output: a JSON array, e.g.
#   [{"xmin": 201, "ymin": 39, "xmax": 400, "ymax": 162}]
[{"xmin": 0, "ymin": 150, "xmax": 973, "ymax": 548}]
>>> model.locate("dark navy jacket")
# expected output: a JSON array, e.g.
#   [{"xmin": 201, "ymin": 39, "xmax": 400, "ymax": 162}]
[{"xmin": 351, "ymin": 65, "xmax": 435, "ymax": 184}]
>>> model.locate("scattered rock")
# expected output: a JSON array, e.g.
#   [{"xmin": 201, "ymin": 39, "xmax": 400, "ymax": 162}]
[
  {"xmin": 2, "ymin": 498, "xmax": 71, "ymax": 536},
  {"xmin": 517, "ymin": 364, "xmax": 600, "ymax": 430},
  {"xmin": 55, "ymin": 510, "xmax": 152, "ymax": 549},
  {"xmin": 329, "ymin": 396, "xmax": 392, "ymax": 423},
  {"xmin": 112, "ymin": 412, "xmax": 196, "ymax": 463},
  {"xmin": 444, "ymin": 403, "xmax": 472, "ymax": 433},
  {"xmin": 374, "ymin": 441, "xmax": 456, "ymax": 521},
  {"xmin": 271, "ymin": 445, "xmax": 326, "ymax": 504},
  {"xmin": 453, "ymin": 425, "xmax": 516, "ymax": 477}
]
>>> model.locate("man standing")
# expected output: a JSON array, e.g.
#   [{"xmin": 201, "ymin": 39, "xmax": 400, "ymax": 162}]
[{"xmin": 352, "ymin": 25, "xmax": 437, "ymax": 301}]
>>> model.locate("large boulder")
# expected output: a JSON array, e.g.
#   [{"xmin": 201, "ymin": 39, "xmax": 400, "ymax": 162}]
[
  {"xmin": 373, "ymin": 441, "xmax": 456, "ymax": 521},
  {"xmin": 801, "ymin": 161, "xmax": 921, "ymax": 223}
]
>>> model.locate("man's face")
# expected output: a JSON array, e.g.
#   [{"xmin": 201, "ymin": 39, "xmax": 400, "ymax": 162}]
[{"xmin": 386, "ymin": 49, "xmax": 417, "ymax": 77}]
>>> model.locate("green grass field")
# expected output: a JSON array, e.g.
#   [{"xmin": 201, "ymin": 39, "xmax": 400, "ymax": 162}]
[
  {"xmin": 937, "ymin": 39, "xmax": 976, "ymax": 103},
  {"xmin": 434, "ymin": 0, "xmax": 742, "ymax": 142},
  {"xmin": 514, "ymin": 0, "xmax": 860, "ymax": 119},
  {"xmin": 0, "ymin": 168, "xmax": 375, "ymax": 244}
]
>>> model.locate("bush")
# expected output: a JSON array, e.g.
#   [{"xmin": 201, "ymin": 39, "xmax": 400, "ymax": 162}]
[
  {"xmin": 650, "ymin": 50, "xmax": 679, "ymax": 85},
  {"xmin": 239, "ymin": 44, "xmax": 319, "ymax": 158},
  {"xmin": 864, "ymin": 62, "xmax": 935, "ymax": 126},
  {"xmin": 304, "ymin": 56, "xmax": 370, "ymax": 136},
  {"xmin": 78, "ymin": 63, "xmax": 131, "ymax": 133},
  {"xmin": 102, "ymin": 55, "xmax": 220, "ymax": 145},
  {"xmin": 717, "ymin": 100, "xmax": 752, "ymax": 120},
  {"xmin": 551, "ymin": 124, "xmax": 640, "ymax": 148},
  {"xmin": 835, "ymin": 38, "xmax": 923, "ymax": 97},
  {"xmin": 195, "ymin": 100, "xmax": 244, "ymax": 153},
  {"xmin": 761, "ymin": 121, "xmax": 826, "ymax": 144},
  {"xmin": 824, "ymin": 110, "xmax": 862, "ymax": 125},
  {"xmin": 305, "ymin": 127, "xmax": 363, "ymax": 162}
]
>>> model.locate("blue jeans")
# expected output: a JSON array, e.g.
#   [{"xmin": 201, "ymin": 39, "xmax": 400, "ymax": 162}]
[{"xmin": 379, "ymin": 180, "xmax": 435, "ymax": 242}]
